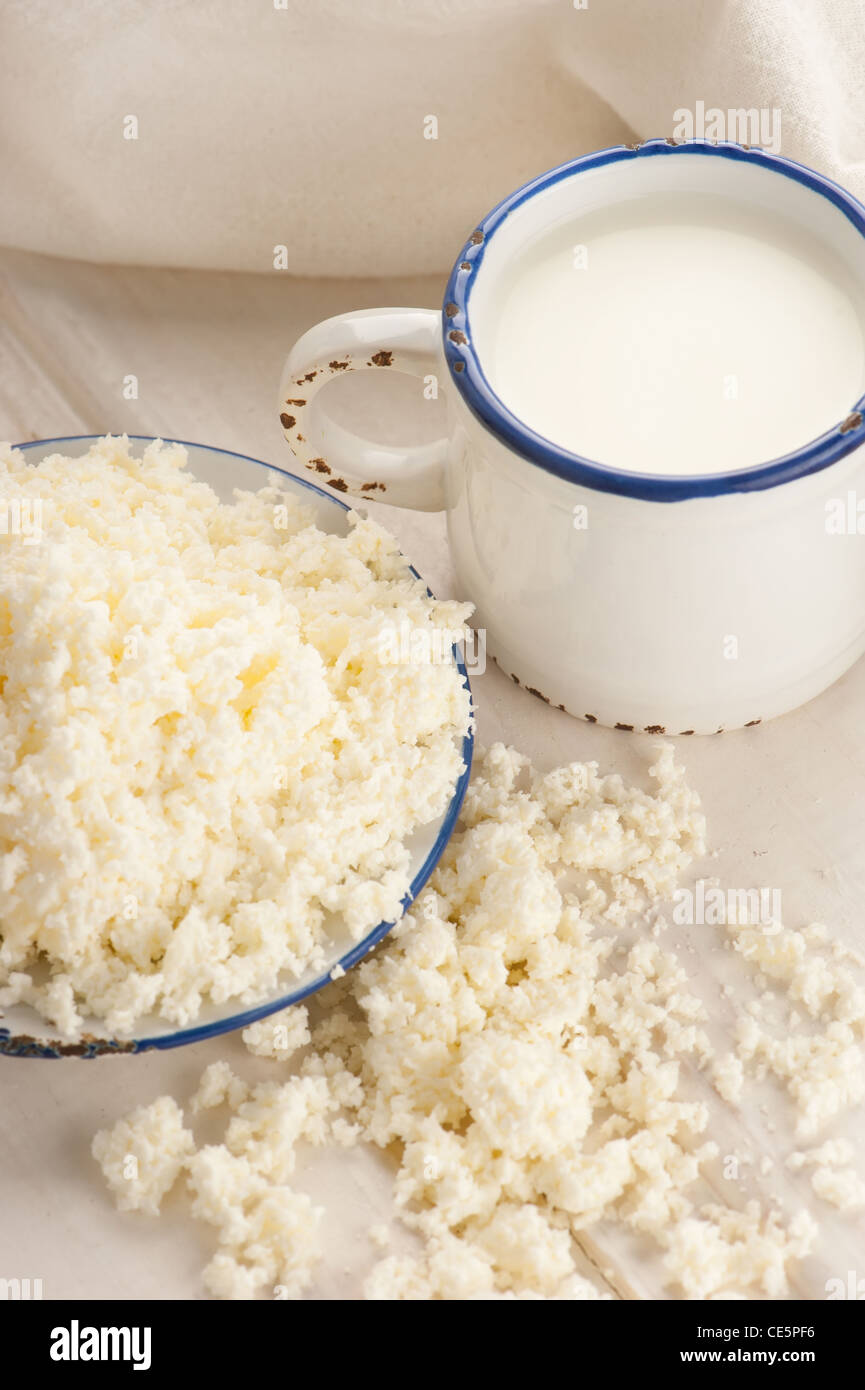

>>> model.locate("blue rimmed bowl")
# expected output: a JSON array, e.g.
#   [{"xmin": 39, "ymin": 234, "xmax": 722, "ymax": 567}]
[{"xmin": 0, "ymin": 436, "xmax": 473, "ymax": 1057}]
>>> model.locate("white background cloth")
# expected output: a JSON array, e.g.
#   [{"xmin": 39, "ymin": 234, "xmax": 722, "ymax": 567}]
[
  {"xmin": 4, "ymin": 0, "xmax": 863, "ymax": 277},
  {"xmin": 3, "ymin": 1, "xmax": 865, "ymax": 1300}
]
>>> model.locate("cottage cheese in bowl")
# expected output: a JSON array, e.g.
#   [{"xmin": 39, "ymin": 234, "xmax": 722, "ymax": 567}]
[{"xmin": 0, "ymin": 436, "xmax": 473, "ymax": 1052}]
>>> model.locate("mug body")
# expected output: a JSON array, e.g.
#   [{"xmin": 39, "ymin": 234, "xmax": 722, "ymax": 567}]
[{"xmin": 441, "ymin": 141, "xmax": 865, "ymax": 733}]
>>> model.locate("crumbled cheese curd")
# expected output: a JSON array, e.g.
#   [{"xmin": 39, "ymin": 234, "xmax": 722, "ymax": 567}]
[
  {"xmin": 94, "ymin": 739, "xmax": 865, "ymax": 1300},
  {"xmin": 368, "ymin": 1223, "xmax": 391, "ymax": 1250},
  {"xmin": 711, "ymin": 1053, "xmax": 745, "ymax": 1105},
  {"xmin": 809, "ymin": 1166, "xmax": 865, "ymax": 1211},
  {"xmin": 95, "ymin": 741, "xmax": 834, "ymax": 1300},
  {"xmin": 191, "ymin": 1061, "xmax": 250, "ymax": 1114},
  {"xmin": 785, "ymin": 1140, "xmax": 865, "ymax": 1211},
  {"xmin": 786, "ymin": 1139, "xmax": 855, "ymax": 1171},
  {"xmin": 242, "ymin": 1005, "xmax": 311, "ymax": 1062},
  {"xmin": 0, "ymin": 437, "xmax": 471, "ymax": 1038},
  {"xmin": 721, "ymin": 915, "xmax": 865, "ymax": 1133},
  {"xmin": 91, "ymin": 1096, "xmax": 194, "ymax": 1216},
  {"xmin": 188, "ymin": 1150, "xmax": 324, "ymax": 1300},
  {"xmin": 735, "ymin": 1016, "xmax": 864, "ymax": 1137},
  {"xmin": 661, "ymin": 1204, "xmax": 816, "ymax": 1301}
]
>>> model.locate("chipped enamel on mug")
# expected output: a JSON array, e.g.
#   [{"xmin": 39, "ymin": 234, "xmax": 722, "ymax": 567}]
[{"xmin": 280, "ymin": 140, "xmax": 865, "ymax": 735}]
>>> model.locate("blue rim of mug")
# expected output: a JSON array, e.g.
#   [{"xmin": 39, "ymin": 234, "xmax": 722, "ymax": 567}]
[
  {"xmin": 0, "ymin": 435, "xmax": 474, "ymax": 1056},
  {"xmin": 442, "ymin": 138, "xmax": 865, "ymax": 503}
]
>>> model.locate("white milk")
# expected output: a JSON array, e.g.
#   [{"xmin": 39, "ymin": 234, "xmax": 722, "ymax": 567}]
[{"xmin": 486, "ymin": 193, "xmax": 865, "ymax": 475}]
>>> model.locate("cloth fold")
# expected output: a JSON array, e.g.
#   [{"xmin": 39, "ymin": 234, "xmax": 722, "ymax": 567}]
[{"xmin": 2, "ymin": 0, "xmax": 862, "ymax": 276}]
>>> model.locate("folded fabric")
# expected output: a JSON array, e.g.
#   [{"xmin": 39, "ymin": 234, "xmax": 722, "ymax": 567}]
[{"xmin": 2, "ymin": 0, "xmax": 862, "ymax": 277}]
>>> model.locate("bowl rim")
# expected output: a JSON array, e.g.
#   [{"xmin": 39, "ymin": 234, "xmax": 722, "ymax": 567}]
[{"xmin": 0, "ymin": 434, "xmax": 474, "ymax": 1057}]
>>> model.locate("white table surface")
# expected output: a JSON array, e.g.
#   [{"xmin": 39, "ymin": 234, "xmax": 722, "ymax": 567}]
[{"xmin": 1, "ymin": 245, "xmax": 863, "ymax": 1300}]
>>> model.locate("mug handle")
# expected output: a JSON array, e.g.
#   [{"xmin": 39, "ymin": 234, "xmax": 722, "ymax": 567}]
[{"xmin": 278, "ymin": 307, "xmax": 446, "ymax": 510}]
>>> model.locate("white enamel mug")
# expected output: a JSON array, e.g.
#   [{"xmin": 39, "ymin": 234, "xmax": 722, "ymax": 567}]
[{"xmin": 279, "ymin": 140, "xmax": 865, "ymax": 735}]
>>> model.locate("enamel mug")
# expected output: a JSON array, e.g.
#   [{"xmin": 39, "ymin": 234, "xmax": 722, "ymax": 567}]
[{"xmin": 279, "ymin": 140, "xmax": 865, "ymax": 735}]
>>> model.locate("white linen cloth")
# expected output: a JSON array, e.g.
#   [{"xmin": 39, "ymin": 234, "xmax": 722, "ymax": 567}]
[{"xmin": 2, "ymin": 0, "xmax": 863, "ymax": 276}]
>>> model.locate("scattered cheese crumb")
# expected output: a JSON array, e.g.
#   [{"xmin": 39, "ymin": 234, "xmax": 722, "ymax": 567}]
[
  {"xmin": 784, "ymin": 1139, "xmax": 864, "ymax": 1209},
  {"xmin": 187, "ymin": 1149, "xmax": 324, "ymax": 1300},
  {"xmin": 736, "ymin": 1017, "xmax": 864, "ymax": 1137},
  {"xmin": 662, "ymin": 1204, "xmax": 817, "ymax": 1300},
  {"xmin": 92, "ymin": 1096, "xmax": 194, "ymax": 1216},
  {"xmin": 809, "ymin": 1167, "xmax": 865, "ymax": 1211},
  {"xmin": 191, "ymin": 1061, "xmax": 249, "ymax": 1114},
  {"xmin": 711, "ymin": 1053, "xmax": 745, "ymax": 1105},
  {"xmin": 242, "ymin": 1005, "xmax": 311, "ymax": 1062},
  {"xmin": 95, "ymin": 742, "xmax": 847, "ymax": 1300},
  {"xmin": 724, "ymin": 917, "xmax": 865, "ymax": 1028},
  {"xmin": 786, "ymin": 1139, "xmax": 855, "ymax": 1171}
]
